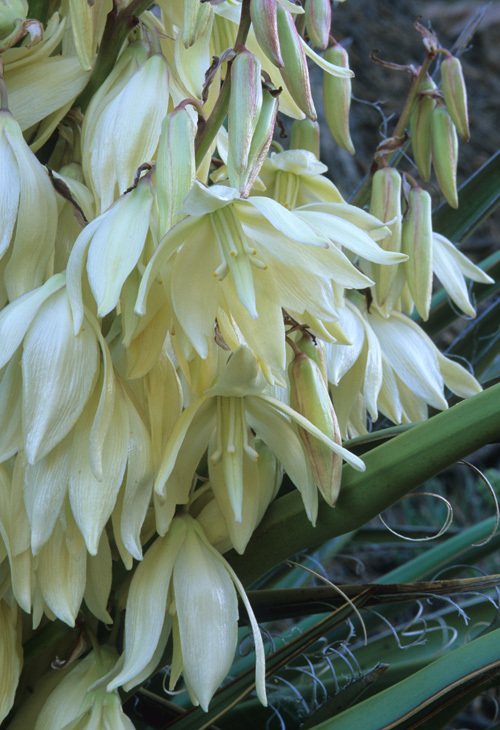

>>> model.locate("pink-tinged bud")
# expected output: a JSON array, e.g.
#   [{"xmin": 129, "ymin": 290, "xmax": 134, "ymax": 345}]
[
  {"xmin": 410, "ymin": 74, "xmax": 437, "ymax": 181},
  {"xmin": 305, "ymin": 0, "xmax": 331, "ymax": 50},
  {"xmin": 228, "ymin": 50, "xmax": 263, "ymax": 183},
  {"xmin": 323, "ymin": 43, "xmax": 354, "ymax": 154},
  {"xmin": 290, "ymin": 118, "xmax": 320, "ymax": 157},
  {"xmin": 369, "ymin": 168, "xmax": 403, "ymax": 312},
  {"xmin": 182, "ymin": 0, "xmax": 212, "ymax": 48},
  {"xmin": 250, "ymin": 0, "xmax": 284, "ymax": 68},
  {"xmin": 401, "ymin": 187, "xmax": 433, "ymax": 320},
  {"xmin": 238, "ymin": 89, "xmax": 279, "ymax": 197},
  {"xmin": 277, "ymin": 6, "xmax": 317, "ymax": 120},
  {"xmin": 431, "ymin": 103, "xmax": 458, "ymax": 208},
  {"xmin": 441, "ymin": 54, "xmax": 469, "ymax": 141},
  {"xmin": 289, "ymin": 352, "xmax": 342, "ymax": 506}
]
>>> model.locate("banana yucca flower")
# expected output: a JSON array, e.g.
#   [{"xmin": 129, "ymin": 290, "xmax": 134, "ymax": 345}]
[
  {"xmin": 153, "ymin": 346, "xmax": 364, "ymax": 529},
  {"xmin": 105, "ymin": 513, "xmax": 267, "ymax": 712},
  {"xmin": 82, "ymin": 46, "xmax": 169, "ymax": 212},
  {"xmin": 135, "ymin": 181, "xmax": 384, "ymax": 371},
  {"xmin": 326, "ymin": 300, "xmax": 482, "ymax": 437},
  {"xmin": 8, "ymin": 647, "xmax": 135, "ymax": 729},
  {"xmin": 67, "ymin": 170, "xmax": 156, "ymax": 334},
  {"xmin": 0, "ymin": 108, "xmax": 57, "ymax": 302}
]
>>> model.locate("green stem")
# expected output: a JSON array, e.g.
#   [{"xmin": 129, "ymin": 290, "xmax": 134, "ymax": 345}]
[
  {"xmin": 228, "ymin": 383, "xmax": 500, "ymax": 587},
  {"xmin": 76, "ymin": 0, "xmax": 154, "ymax": 113},
  {"xmin": 28, "ymin": 0, "xmax": 50, "ymax": 24},
  {"xmin": 194, "ymin": 0, "xmax": 252, "ymax": 169},
  {"xmin": 350, "ymin": 52, "xmax": 436, "ymax": 209}
]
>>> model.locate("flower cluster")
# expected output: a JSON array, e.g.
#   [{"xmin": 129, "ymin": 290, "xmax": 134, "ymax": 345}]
[{"xmin": 0, "ymin": 0, "xmax": 492, "ymax": 725}]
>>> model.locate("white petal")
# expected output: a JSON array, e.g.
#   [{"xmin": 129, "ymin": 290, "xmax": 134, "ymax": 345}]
[
  {"xmin": 173, "ymin": 518, "xmax": 238, "ymax": 711},
  {"xmin": 69, "ymin": 379, "xmax": 129, "ymax": 555},
  {"xmin": 22, "ymin": 288, "xmax": 99, "ymax": 464},
  {"xmin": 119, "ymin": 390, "xmax": 153, "ymax": 560},
  {"xmin": 368, "ymin": 310, "xmax": 448, "ymax": 410},
  {"xmin": 0, "ymin": 273, "xmax": 65, "ymax": 370},
  {"xmin": 87, "ymin": 181, "xmax": 154, "ymax": 317},
  {"xmin": 107, "ymin": 524, "xmax": 186, "ymax": 691},
  {"xmin": 241, "ymin": 196, "xmax": 328, "ymax": 246}
]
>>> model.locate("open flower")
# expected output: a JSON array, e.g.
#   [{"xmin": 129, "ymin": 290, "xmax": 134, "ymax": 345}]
[
  {"xmin": 136, "ymin": 181, "xmax": 391, "ymax": 371},
  {"xmin": 154, "ymin": 346, "xmax": 364, "ymax": 530},
  {"xmin": 105, "ymin": 513, "xmax": 267, "ymax": 712}
]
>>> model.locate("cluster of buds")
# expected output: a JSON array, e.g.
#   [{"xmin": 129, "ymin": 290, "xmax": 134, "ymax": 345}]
[
  {"xmin": 410, "ymin": 51, "xmax": 469, "ymax": 207},
  {"xmin": 0, "ymin": 0, "xmax": 492, "ymax": 725}
]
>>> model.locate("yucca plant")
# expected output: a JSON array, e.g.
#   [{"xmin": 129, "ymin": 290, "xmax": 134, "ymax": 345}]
[{"xmin": 0, "ymin": 0, "xmax": 499, "ymax": 728}]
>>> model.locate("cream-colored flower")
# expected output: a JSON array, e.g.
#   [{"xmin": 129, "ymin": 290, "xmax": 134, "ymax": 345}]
[
  {"xmin": 0, "ymin": 109, "xmax": 58, "ymax": 301},
  {"xmin": 136, "ymin": 181, "xmax": 379, "ymax": 371},
  {"xmin": 106, "ymin": 513, "xmax": 267, "ymax": 712},
  {"xmin": 154, "ymin": 346, "xmax": 364, "ymax": 530}
]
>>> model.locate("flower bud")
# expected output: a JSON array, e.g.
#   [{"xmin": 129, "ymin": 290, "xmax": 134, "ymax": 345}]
[
  {"xmin": 431, "ymin": 103, "xmax": 458, "ymax": 208},
  {"xmin": 401, "ymin": 187, "xmax": 433, "ymax": 320},
  {"xmin": 441, "ymin": 54, "xmax": 469, "ymax": 141},
  {"xmin": 237, "ymin": 88, "xmax": 279, "ymax": 197},
  {"xmin": 182, "ymin": 0, "xmax": 212, "ymax": 48},
  {"xmin": 305, "ymin": 0, "xmax": 331, "ymax": 50},
  {"xmin": 68, "ymin": 0, "xmax": 104, "ymax": 70},
  {"xmin": 323, "ymin": 43, "xmax": 354, "ymax": 154},
  {"xmin": 157, "ymin": 105, "xmax": 196, "ymax": 232},
  {"xmin": 277, "ymin": 5, "xmax": 316, "ymax": 120},
  {"xmin": 289, "ymin": 351, "xmax": 343, "ymax": 506},
  {"xmin": 410, "ymin": 74, "xmax": 437, "ymax": 181},
  {"xmin": 228, "ymin": 50, "xmax": 263, "ymax": 185},
  {"xmin": 296, "ymin": 331, "xmax": 328, "ymax": 384},
  {"xmin": 250, "ymin": 0, "xmax": 284, "ymax": 67},
  {"xmin": 290, "ymin": 117, "xmax": 320, "ymax": 157},
  {"xmin": 369, "ymin": 167, "xmax": 403, "ymax": 313}
]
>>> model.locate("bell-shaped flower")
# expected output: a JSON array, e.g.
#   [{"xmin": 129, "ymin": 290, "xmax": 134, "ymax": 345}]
[
  {"xmin": 0, "ymin": 108, "xmax": 58, "ymax": 301},
  {"xmin": 0, "ymin": 275, "xmax": 99, "ymax": 464},
  {"xmin": 154, "ymin": 346, "xmax": 364, "ymax": 530},
  {"xmin": 432, "ymin": 232, "xmax": 493, "ymax": 317},
  {"xmin": 67, "ymin": 169, "xmax": 156, "ymax": 334},
  {"xmin": 8, "ymin": 647, "xmax": 134, "ymax": 730},
  {"xmin": 106, "ymin": 513, "xmax": 266, "ymax": 712},
  {"xmin": 326, "ymin": 299, "xmax": 482, "ymax": 437},
  {"xmin": 136, "ymin": 181, "xmax": 375, "ymax": 371},
  {"xmin": 82, "ymin": 47, "xmax": 169, "ymax": 212}
]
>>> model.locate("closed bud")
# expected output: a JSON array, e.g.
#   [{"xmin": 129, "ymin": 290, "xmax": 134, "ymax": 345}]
[
  {"xmin": 410, "ymin": 74, "xmax": 437, "ymax": 181},
  {"xmin": 305, "ymin": 0, "xmax": 331, "ymax": 50},
  {"xmin": 290, "ymin": 117, "xmax": 320, "ymax": 157},
  {"xmin": 157, "ymin": 105, "xmax": 196, "ymax": 232},
  {"xmin": 296, "ymin": 332, "xmax": 328, "ymax": 384},
  {"xmin": 431, "ymin": 103, "xmax": 458, "ymax": 208},
  {"xmin": 250, "ymin": 0, "xmax": 284, "ymax": 67},
  {"xmin": 323, "ymin": 43, "xmax": 354, "ymax": 154},
  {"xmin": 401, "ymin": 187, "xmax": 433, "ymax": 320},
  {"xmin": 441, "ymin": 54, "xmax": 469, "ymax": 140},
  {"xmin": 68, "ymin": 0, "xmax": 105, "ymax": 71},
  {"xmin": 182, "ymin": 0, "xmax": 212, "ymax": 48},
  {"xmin": 237, "ymin": 88, "xmax": 279, "ymax": 197},
  {"xmin": 369, "ymin": 168, "xmax": 403, "ymax": 313},
  {"xmin": 289, "ymin": 351, "xmax": 343, "ymax": 506},
  {"xmin": 228, "ymin": 50, "xmax": 263, "ymax": 185},
  {"xmin": 277, "ymin": 5, "xmax": 317, "ymax": 120}
]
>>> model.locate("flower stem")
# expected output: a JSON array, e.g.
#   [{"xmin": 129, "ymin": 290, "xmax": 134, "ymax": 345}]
[
  {"xmin": 194, "ymin": 0, "xmax": 252, "ymax": 169},
  {"xmin": 350, "ymin": 51, "xmax": 436, "ymax": 209}
]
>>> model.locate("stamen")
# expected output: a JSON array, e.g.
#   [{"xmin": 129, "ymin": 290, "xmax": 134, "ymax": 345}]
[
  {"xmin": 210, "ymin": 397, "xmax": 223, "ymax": 464},
  {"xmin": 241, "ymin": 399, "xmax": 259, "ymax": 461},
  {"xmin": 226, "ymin": 397, "xmax": 236, "ymax": 455}
]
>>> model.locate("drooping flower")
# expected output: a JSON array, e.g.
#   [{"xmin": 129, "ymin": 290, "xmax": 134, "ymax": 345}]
[{"xmin": 105, "ymin": 513, "xmax": 267, "ymax": 712}]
